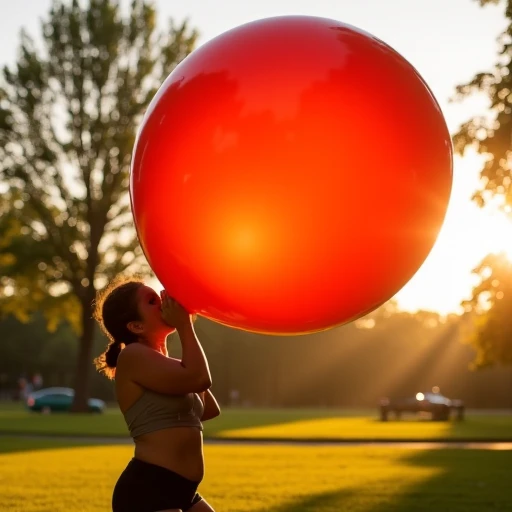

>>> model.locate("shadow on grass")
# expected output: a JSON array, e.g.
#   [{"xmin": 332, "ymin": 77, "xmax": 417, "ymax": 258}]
[
  {"xmin": 253, "ymin": 488, "xmax": 361, "ymax": 512},
  {"xmin": 252, "ymin": 449, "xmax": 512, "ymax": 512},
  {"xmin": 378, "ymin": 449, "xmax": 512, "ymax": 512}
]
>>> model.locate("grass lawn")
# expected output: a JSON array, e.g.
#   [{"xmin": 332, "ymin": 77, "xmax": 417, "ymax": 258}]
[
  {"xmin": 0, "ymin": 437, "xmax": 510, "ymax": 511},
  {"xmin": 0, "ymin": 402, "xmax": 511, "ymax": 440}
]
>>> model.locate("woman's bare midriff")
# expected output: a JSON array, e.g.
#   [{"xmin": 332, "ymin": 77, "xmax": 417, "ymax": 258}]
[
  {"xmin": 115, "ymin": 372, "xmax": 205, "ymax": 482},
  {"xmin": 133, "ymin": 426, "xmax": 205, "ymax": 482}
]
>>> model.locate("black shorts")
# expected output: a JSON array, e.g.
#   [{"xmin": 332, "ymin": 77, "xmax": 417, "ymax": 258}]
[{"xmin": 112, "ymin": 458, "xmax": 203, "ymax": 512}]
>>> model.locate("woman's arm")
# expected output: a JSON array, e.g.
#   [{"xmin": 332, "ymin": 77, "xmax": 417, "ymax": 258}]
[
  {"xmin": 118, "ymin": 296, "xmax": 211, "ymax": 395},
  {"xmin": 199, "ymin": 389, "xmax": 221, "ymax": 421}
]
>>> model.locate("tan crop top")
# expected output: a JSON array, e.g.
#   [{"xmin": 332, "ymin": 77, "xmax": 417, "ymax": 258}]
[{"xmin": 122, "ymin": 389, "xmax": 204, "ymax": 438}]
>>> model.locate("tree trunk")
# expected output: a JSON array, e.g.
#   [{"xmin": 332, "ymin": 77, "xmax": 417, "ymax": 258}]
[{"xmin": 70, "ymin": 291, "xmax": 96, "ymax": 412}]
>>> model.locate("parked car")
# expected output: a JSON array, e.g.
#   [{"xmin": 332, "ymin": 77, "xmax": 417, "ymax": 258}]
[
  {"xmin": 379, "ymin": 390, "xmax": 464, "ymax": 421},
  {"xmin": 26, "ymin": 387, "xmax": 106, "ymax": 414}
]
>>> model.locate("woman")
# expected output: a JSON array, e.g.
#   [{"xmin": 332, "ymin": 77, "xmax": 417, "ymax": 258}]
[{"xmin": 93, "ymin": 275, "xmax": 220, "ymax": 512}]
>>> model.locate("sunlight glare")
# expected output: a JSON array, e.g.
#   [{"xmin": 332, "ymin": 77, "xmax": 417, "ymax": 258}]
[{"xmin": 394, "ymin": 149, "xmax": 512, "ymax": 315}]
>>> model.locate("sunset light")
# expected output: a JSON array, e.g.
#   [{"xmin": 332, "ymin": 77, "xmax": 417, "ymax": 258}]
[
  {"xmin": 394, "ymin": 150, "xmax": 512, "ymax": 315},
  {"xmin": 2, "ymin": 2, "xmax": 512, "ymax": 512}
]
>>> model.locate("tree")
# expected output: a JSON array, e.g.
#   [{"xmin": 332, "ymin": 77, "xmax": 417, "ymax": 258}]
[
  {"xmin": 452, "ymin": 0, "xmax": 512, "ymax": 367},
  {"xmin": 461, "ymin": 253, "xmax": 512, "ymax": 367},
  {"xmin": 0, "ymin": 0, "xmax": 197, "ymax": 410},
  {"xmin": 0, "ymin": 312, "xmax": 77, "ymax": 380},
  {"xmin": 452, "ymin": 0, "xmax": 512, "ymax": 211},
  {"xmin": 0, "ymin": 188, "xmax": 82, "ymax": 332}
]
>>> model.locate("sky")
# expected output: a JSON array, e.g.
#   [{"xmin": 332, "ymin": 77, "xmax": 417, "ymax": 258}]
[{"xmin": 2, "ymin": 0, "xmax": 511, "ymax": 315}]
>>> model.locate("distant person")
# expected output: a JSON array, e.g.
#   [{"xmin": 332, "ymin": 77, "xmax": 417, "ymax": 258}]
[
  {"xmin": 229, "ymin": 389, "xmax": 240, "ymax": 407},
  {"xmin": 93, "ymin": 276, "xmax": 220, "ymax": 512},
  {"xmin": 32, "ymin": 373, "xmax": 43, "ymax": 391}
]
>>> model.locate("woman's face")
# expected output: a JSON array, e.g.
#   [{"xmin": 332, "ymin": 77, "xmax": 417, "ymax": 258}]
[{"xmin": 135, "ymin": 285, "xmax": 174, "ymax": 338}]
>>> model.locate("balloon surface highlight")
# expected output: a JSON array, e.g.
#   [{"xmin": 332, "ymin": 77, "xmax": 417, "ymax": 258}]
[{"xmin": 130, "ymin": 15, "xmax": 453, "ymax": 335}]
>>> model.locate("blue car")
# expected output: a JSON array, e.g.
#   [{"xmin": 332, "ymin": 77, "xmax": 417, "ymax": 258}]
[{"xmin": 26, "ymin": 387, "xmax": 106, "ymax": 414}]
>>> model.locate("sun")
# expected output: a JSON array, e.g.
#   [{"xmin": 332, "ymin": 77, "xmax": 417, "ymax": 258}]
[{"xmin": 394, "ymin": 151, "xmax": 512, "ymax": 315}]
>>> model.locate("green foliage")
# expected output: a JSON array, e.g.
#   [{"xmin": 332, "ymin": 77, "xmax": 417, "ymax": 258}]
[
  {"xmin": 462, "ymin": 253, "xmax": 512, "ymax": 368},
  {"xmin": 0, "ymin": 190, "xmax": 80, "ymax": 331},
  {"xmin": 452, "ymin": 1, "xmax": 512, "ymax": 368},
  {"xmin": 0, "ymin": 0, "xmax": 196, "ymax": 307},
  {"xmin": 1, "ymin": 306, "xmax": 511, "ymax": 407},
  {"xmin": 452, "ymin": 0, "xmax": 512, "ymax": 209},
  {"xmin": 0, "ymin": 313, "xmax": 77, "ymax": 377},
  {"xmin": 0, "ymin": 0, "xmax": 197, "ymax": 406}
]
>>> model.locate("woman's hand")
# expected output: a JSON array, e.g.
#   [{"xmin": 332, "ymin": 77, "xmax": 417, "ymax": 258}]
[{"xmin": 160, "ymin": 291, "xmax": 191, "ymax": 329}]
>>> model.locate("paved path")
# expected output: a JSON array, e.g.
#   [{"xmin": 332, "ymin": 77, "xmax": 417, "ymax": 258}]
[{"xmin": 2, "ymin": 434, "xmax": 511, "ymax": 450}]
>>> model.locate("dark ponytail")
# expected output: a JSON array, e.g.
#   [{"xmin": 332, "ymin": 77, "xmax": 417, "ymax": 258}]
[
  {"xmin": 105, "ymin": 340, "xmax": 122, "ymax": 367},
  {"xmin": 93, "ymin": 275, "xmax": 144, "ymax": 380}
]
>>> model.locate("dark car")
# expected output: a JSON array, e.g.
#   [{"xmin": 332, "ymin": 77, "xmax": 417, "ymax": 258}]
[
  {"xmin": 379, "ymin": 390, "xmax": 464, "ymax": 421},
  {"xmin": 26, "ymin": 387, "xmax": 106, "ymax": 414}
]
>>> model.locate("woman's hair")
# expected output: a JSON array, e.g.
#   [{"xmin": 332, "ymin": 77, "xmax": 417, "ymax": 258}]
[{"xmin": 93, "ymin": 274, "xmax": 145, "ymax": 380}]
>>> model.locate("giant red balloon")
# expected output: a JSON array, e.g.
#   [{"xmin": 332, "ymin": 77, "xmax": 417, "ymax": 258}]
[{"xmin": 130, "ymin": 15, "xmax": 452, "ymax": 335}]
